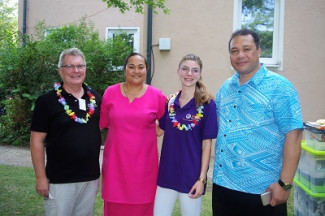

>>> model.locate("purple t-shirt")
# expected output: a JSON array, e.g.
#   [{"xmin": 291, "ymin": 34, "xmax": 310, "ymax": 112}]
[{"xmin": 157, "ymin": 92, "xmax": 218, "ymax": 194}]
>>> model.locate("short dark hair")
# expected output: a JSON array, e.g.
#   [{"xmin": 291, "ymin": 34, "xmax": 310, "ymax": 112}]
[
  {"xmin": 228, "ymin": 29, "xmax": 260, "ymax": 51},
  {"xmin": 123, "ymin": 52, "xmax": 148, "ymax": 71}
]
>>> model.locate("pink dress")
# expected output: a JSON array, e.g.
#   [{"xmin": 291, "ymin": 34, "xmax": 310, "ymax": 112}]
[{"xmin": 99, "ymin": 83, "xmax": 166, "ymax": 204}]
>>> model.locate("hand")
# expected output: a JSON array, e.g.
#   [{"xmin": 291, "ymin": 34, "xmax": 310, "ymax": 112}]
[
  {"xmin": 156, "ymin": 119, "xmax": 164, "ymax": 137},
  {"xmin": 267, "ymin": 182, "xmax": 290, "ymax": 206},
  {"xmin": 188, "ymin": 181, "xmax": 204, "ymax": 199},
  {"xmin": 35, "ymin": 176, "xmax": 49, "ymax": 198}
]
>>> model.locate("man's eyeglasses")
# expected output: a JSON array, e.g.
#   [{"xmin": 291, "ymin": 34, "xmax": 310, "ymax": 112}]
[
  {"xmin": 179, "ymin": 66, "xmax": 200, "ymax": 75},
  {"xmin": 61, "ymin": 65, "xmax": 86, "ymax": 70}
]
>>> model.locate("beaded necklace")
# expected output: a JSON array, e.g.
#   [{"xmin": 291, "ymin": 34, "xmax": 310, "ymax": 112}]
[
  {"xmin": 168, "ymin": 93, "xmax": 204, "ymax": 131},
  {"xmin": 53, "ymin": 82, "xmax": 96, "ymax": 124}
]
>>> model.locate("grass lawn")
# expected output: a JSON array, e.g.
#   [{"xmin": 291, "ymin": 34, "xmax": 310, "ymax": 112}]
[{"xmin": 0, "ymin": 165, "xmax": 294, "ymax": 215}]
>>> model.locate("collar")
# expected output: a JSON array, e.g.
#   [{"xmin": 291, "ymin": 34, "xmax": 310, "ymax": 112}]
[
  {"xmin": 230, "ymin": 63, "xmax": 268, "ymax": 88},
  {"xmin": 60, "ymin": 82, "xmax": 89, "ymax": 97},
  {"xmin": 174, "ymin": 91, "xmax": 195, "ymax": 110}
]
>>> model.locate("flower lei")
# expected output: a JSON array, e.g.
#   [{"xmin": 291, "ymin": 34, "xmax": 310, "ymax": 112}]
[
  {"xmin": 54, "ymin": 82, "xmax": 96, "ymax": 124},
  {"xmin": 168, "ymin": 93, "xmax": 204, "ymax": 131}
]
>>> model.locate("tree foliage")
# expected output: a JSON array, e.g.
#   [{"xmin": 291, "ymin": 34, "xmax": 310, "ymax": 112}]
[
  {"xmin": 0, "ymin": 0, "xmax": 18, "ymax": 117},
  {"xmin": 102, "ymin": 0, "xmax": 170, "ymax": 14},
  {"xmin": 242, "ymin": 0, "xmax": 274, "ymax": 57},
  {"xmin": 0, "ymin": 20, "xmax": 133, "ymax": 146},
  {"xmin": 0, "ymin": 0, "xmax": 18, "ymax": 48}
]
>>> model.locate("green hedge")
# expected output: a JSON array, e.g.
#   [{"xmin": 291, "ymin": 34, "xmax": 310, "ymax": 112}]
[{"xmin": 0, "ymin": 20, "xmax": 133, "ymax": 146}]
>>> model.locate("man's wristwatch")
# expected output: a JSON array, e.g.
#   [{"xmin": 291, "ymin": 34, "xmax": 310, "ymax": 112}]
[
  {"xmin": 278, "ymin": 179, "xmax": 293, "ymax": 191},
  {"xmin": 197, "ymin": 177, "xmax": 207, "ymax": 184}
]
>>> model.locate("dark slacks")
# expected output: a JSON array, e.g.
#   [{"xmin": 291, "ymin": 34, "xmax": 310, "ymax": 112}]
[{"xmin": 212, "ymin": 184, "xmax": 287, "ymax": 216}]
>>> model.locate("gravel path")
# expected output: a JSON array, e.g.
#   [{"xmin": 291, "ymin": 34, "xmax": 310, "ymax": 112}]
[
  {"xmin": 0, "ymin": 145, "xmax": 33, "ymax": 167},
  {"xmin": 0, "ymin": 145, "xmax": 214, "ymax": 180},
  {"xmin": 0, "ymin": 145, "xmax": 104, "ymax": 168}
]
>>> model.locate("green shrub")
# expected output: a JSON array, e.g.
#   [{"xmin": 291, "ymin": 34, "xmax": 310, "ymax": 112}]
[
  {"xmin": 0, "ymin": 96, "xmax": 31, "ymax": 146},
  {"xmin": 0, "ymin": 20, "xmax": 133, "ymax": 146}
]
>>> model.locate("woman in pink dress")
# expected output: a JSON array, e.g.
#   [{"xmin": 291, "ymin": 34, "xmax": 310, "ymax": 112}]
[{"xmin": 99, "ymin": 53, "xmax": 166, "ymax": 216}]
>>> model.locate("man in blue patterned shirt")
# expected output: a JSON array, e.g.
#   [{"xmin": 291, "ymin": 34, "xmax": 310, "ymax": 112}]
[{"xmin": 212, "ymin": 29, "xmax": 303, "ymax": 216}]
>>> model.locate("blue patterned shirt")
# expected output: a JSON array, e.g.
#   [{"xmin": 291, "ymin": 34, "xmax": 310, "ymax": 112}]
[{"xmin": 213, "ymin": 64, "xmax": 303, "ymax": 194}]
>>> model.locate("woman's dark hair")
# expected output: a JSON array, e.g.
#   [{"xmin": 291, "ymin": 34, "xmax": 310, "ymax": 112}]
[{"xmin": 123, "ymin": 52, "xmax": 148, "ymax": 71}]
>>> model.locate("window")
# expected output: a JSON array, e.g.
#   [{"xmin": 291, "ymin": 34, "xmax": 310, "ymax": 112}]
[
  {"xmin": 233, "ymin": 0, "xmax": 284, "ymax": 69},
  {"xmin": 106, "ymin": 27, "xmax": 140, "ymax": 52}
]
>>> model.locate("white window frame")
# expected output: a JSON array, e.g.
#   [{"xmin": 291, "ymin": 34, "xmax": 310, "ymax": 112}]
[
  {"xmin": 233, "ymin": 0, "xmax": 284, "ymax": 70},
  {"xmin": 106, "ymin": 27, "xmax": 140, "ymax": 53}
]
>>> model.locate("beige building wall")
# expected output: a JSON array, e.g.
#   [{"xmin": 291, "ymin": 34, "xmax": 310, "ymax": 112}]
[
  {"xmin": 18, "ymin": 0, "xmax": 325, "ymax": 122},
  {"xmin": 282, "ymin": 0, "xmax": 325, "ymax": 122},
  {"xmin": 150, "ymin": 0, "xmax": 233, "ymax": 102},
  {"xmin": 150, "ymin": 0, "xmax": 325, "ymax": 122},
  {"xmin": 18, "ymin": 0, "xmax": 145, "ymax": 47}
]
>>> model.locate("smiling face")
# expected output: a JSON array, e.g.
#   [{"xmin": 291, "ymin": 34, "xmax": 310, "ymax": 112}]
[
  {"xmin": 125, "ymin": 55, "xmax": 147, "ymax": 86},
  {"xmin": 177, "ymin": 60, "xmax": 201, "ymax": 88},
  {"xmin": 58, "ymin": 55, "xmax": 86, "ymax": 87},
  {"xmin": 229, "ymin": 34, "xmax": 261, "ymax": 80}
]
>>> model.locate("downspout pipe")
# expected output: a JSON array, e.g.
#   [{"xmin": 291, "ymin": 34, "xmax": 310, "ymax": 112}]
[
  {"xmin": 146, "ymin": 6, "xmax": 153, "ymax": 85},
  {"xmin": 22, "ymin": 0, "xmax": 27, "ymax": 46}
]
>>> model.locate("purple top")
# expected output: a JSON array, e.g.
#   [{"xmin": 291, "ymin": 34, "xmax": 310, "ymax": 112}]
[{"xmin": 157, "ymin": 92, "xmax": 218, "ymax": 194}]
